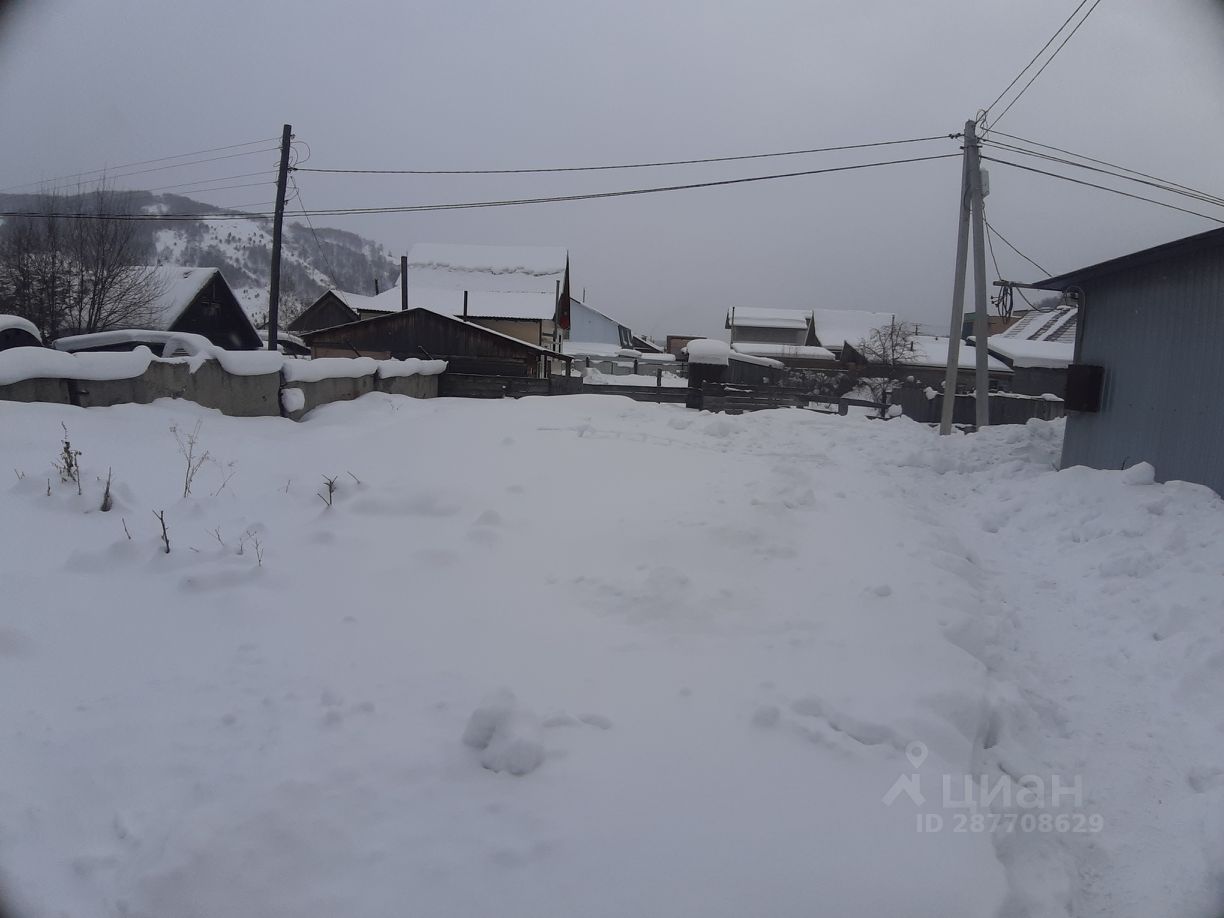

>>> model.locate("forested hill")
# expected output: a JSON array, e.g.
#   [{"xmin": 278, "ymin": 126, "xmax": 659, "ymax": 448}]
[{"xmin": 0, "ymin": 191, "xmax": 400, "ymax": 324}]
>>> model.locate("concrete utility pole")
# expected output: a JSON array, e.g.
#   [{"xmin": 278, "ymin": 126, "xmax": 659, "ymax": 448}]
[
  {"xmin": 939, "ymin": 119, "xmax": 991, "ymax": 433},
  {"xmin": 266, "ymin": 124, "xmax": 293, "ymax": 351}
]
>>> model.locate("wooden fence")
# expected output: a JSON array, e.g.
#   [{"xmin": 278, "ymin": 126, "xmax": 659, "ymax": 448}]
[{"xmin": 437, "ymin": 373, "xmax": 584, "ymax": 399}]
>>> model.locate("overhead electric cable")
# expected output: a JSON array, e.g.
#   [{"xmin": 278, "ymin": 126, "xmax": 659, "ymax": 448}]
[
  {"xmin": 981, "ymin": 155, "xmax": 1224, "ymax": 225},
  {"xmin": 0, "ymin": 151, "xmax": 958, "ymax": 221},
  {"xmin": 981, "ymin": 0, "xmax": 1090, "ymax": 121},
  {"xmin": 989, "ymin": 0, "xmax": 1105, "ymax": 129},
  {"xmin": 295, "ymin": 134, "xmax": 957, "ymax": 175},
  {"xmin": 0, "ymin": 137, "xmax": 281, "ymax": 193}
]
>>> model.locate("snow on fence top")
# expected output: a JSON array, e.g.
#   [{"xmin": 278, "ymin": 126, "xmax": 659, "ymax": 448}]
[
  {"xmin": 684, "ymin": 338, "xmax": 731, "ymax": 366},
  {"xmin": 0, "ymin": 315, "xmax": 41, "ymax": 341},
  {"xmin": 281, "ymin": 357, "xmax": 447, "ymax": 383},
  {"xmin": 1, "ymin": 341, "xmax": 444, "ymax": 387}
]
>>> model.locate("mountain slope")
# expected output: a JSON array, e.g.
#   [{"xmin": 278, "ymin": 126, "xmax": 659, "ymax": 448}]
[{"xmin": 0, "ymin": 191, "xmax": 400, "ymax": 326}]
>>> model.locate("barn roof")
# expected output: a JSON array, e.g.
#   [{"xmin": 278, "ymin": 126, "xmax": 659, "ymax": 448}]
[
  {"xmin": 810, "ymin": 308, "xmax": 896, "ymax": 351},
  {"xmin": 725, "ymin": 307, "xmax": 810, "ymax": 330},
  {"xmin": 971, "ymin": 337, "xmax": 1073, "ymax": 369},
  {"xmin": 143, "ymin": 266, "xmax": 218, "ymax": 329},
  {"xmin": 298, "ymin": 307, "xmax": 566, "ymax": 358},
  {"xmin": 1038, "ymin": 226, "xmax": 1224, "ymax": 289},
  {"xmin": 403, "ymin": 243, "xmax": 567, "ymax": 320}
]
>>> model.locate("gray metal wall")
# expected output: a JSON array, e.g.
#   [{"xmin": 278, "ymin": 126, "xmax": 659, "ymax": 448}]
[{"xmin": 1062, "ymin": 245, "xmax": 1224, "ymax": 494}]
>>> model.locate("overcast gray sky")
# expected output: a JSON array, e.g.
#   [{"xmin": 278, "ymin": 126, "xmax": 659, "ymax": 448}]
[{"xmin": 2, "ymin": 0, "xmax": 1222, "ymax": 338}]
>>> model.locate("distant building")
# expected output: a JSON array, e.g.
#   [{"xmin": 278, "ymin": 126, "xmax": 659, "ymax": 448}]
[
  {"xmin": 1037, "ymin": 227, "xmax": 1224, "ymax": 494},
  {"xmin": 567, "ymin": 298, "xmax": 631, "ymax": 350},
  {"xmin": 404, "ymin": 243, "xmax": 570, "ymax": 350},
  {"xmin": 141, "ymin": 266, "xmax": 260, "ymax": 350},
  {"xmin": 809, "ymin": 308, "xmax": 897, "ymax": 357},
  {"xmin": 298, "ymin": 307, "xmax": 569, "ymax": 378},
  {"xmin": 665, "ymin": 334, "xmax": 701, "ymax": 357},
  {"xmin": 841, "ymin": 333, "xmax": 1012, "ymax": 389},
  {"xmin": 288, "ymin": 287, "xmax": 404, "ymax": 333},
  {"xmin": 725, "ymin": 307, "xmax": 839, "ymax": 368},
  {"xmin": 970, "ymin": 305, "xmax": 1077, "ymax": 397}
]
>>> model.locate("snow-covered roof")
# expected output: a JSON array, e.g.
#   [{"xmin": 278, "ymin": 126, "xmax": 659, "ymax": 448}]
[
  {"xmin": 563, "ymin": 340, "xmax": 623, "ymax": 357},
  {"xmin": 408, "ymin": 287, "xmax": 558, "ymax": 321},
  {"xmin": 811, "ymin": 308, "xmax": 896, "ymax": 351},
  {"xmin": 894, "ymin": 336, "xmax": 1011, "ymax": 372},
  {"xmin": 684, "ymin": 338, "xmax": 731, "ymax": 366},
  {"xmin": 0, "ymin": 315, "xmax": 41, "ymax": 341},
  {"xmin": 143, "ymin": 266, "xmax": 218, "ymax": 329},
  {"xmin": 732, "ymin": 343, "xmax": 836, "ymax": 361},
  {"xmin": 998, "ymin": 307, "xmax": 1078, "ymax": 344},
  {"xmin": 973, "ymin": 337, "xmax": 1074, "ymax": 369},
  {"xmin": 332, "ymin": 287, "xmax": 404, "ymax": 314},
  {"xmin": 401, "ymin": 244, "xmax": 567, "ymax": 320},
  {"xmin": 726, "ymin": 307, "xmax": 811, "ymax": 330},
  {"xmin": 729, "ymin": 351, "xmax": 784, "ymax": 369}
]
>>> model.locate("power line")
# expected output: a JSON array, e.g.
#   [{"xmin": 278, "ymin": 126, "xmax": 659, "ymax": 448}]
[
  {"xmin": 0, "ymin": 151, "xmax": 958, "ymax": 221},
  {"xmin": 144, "ymin": 170, "xmax": 277, "ymax": 193},
  {"xmin": 289, "ymin": 175, "xmax": 340, "ymax": 288},
  {"xmin": 985, "ymin": 130, "xmax": 1224, "ymax": 207},
  {"xmin": 0, "ymin": 137, "xmax": 281, "ymax": 193},
  {"xmin": 989, "ymin": 0, "xmax": 1105, "ymax": 129},
  {"xmin": 295, "ymin": 134, "xmax": 958, "ymax": 175},
  {"xmin": 982, "ymin": 0, "xmax": 1091, "ymax": 120},
  {"xmin": 983, "ymin": 218, "xmax": 1050, "ymax": 276},
  {"xmin": 982, "ymin": 138, "xmax": 1224, "ymax": 210},
  {"xmin": 981, "ymin": 155, "xmax": 1224, "ymax": 225}
]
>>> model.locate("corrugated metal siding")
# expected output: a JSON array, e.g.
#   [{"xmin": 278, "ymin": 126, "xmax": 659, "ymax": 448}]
[{"xmin": 1061, "ymin": 245, "xmax": 1224, "ymax": 494}]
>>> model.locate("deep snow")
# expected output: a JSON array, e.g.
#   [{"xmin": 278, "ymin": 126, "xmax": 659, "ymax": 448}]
[{"xmin": 0, "ymin": 394, "xmax": 1221, "ymax": 917}]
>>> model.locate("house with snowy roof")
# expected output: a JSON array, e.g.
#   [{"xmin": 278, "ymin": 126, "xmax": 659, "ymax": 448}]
[
  {"xmin": 724, "ymin": 307, "xmax": 838, "ymax": 368},
  {"xmin": 841, "ymin": 331, "xmax": 1012, "ymax": 390},
  {"xmin": 809, "ymin": 308, "xmax": 898, "ymax": 357},
  {"xmin": 968, "ymin": 305, "xmax": 1077, "ymax": 397},
  {"xmin": 288, "ymin": 286, "xmax": 404, "ymax": 333},
  {"xmin": 133, "ymin": 266, "xmax": 261, "ymax": 350},
  {"xmin": 403, "ymin": 243, "xmax": 570, "ymax": 350}
]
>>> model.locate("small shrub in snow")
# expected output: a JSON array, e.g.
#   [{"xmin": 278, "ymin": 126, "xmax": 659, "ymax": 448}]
[
  {"xmin": 100, "ymin": 468, "xmax": 114, "ymax": 512},
  {"xmin": 154, "ymin": 510, "xmax": 171, "ymax": 554},
  {"xmin": 318, "ymin": 475, "xmax": 339, "ymax": 508},
  {"xmin": 171, "ymin": 421, "xmax": 211, "ymax": 498},
  {"xmin": 54, "ymin": 423, "xmax": 82, "ymax": 495}
]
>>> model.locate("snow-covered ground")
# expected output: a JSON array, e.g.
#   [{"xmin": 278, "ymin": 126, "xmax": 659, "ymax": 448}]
[{"xmin": 1, "ymin": 394, "xmax": 1222, "ymax": 917}]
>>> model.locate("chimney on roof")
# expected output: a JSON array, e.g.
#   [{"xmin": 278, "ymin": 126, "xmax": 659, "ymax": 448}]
[{"xmin": 400, "ymin": 256, "xmax": 408, "ymax": 311}]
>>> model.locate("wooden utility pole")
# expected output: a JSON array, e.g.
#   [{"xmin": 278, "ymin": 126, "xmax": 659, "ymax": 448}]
[
  {"xmin": 266, "ymin": 124, "xmax": 293, "ymax": 351},
  {"xmin": 400, "ymin": 256, "xmax": 408, "ymax": 311},
  {"xmin": 939, "ymin": 119, "xmax": 991, "ymax": 433}
]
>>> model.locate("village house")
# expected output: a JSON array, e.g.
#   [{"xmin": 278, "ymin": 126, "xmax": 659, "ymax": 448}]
[
  {"xmin": 724, "ymin": 307, "xmax": 838, "ymax": 368},
  {"xmin": 118, "ymin": 267, "xmax": 261, "ymax": 350},
  {"xmin": 297, "ymin": 306, "xmax": 570, "ymax": 378},
  {"xmin": 970, "ymin": 304, "xmax": 1077, "ymax": 397}
]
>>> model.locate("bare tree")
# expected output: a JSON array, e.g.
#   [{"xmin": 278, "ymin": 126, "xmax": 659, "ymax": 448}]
[
  {"xmin": 0, "ymin": 184, "xmax": 165, "ymax": 340},
  {"xmin": 853, "ymin": 318, "xmax": 920, "ymax": 412}
]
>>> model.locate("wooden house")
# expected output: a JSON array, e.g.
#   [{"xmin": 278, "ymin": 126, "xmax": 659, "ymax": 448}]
[
  {"xmin": 142, "ymin": 266, "xmax": 261, "ymax": 350},
  {"xmin": 298, "ymin": 308, "xmax": 570, "ymax": 377},
  {"xmin": 288, "ymin": 286, "xmax": 405, "ymax": 334},
  {"xmin": 404, "ymin": 243, "xmax": 570, "ymax": 349}
]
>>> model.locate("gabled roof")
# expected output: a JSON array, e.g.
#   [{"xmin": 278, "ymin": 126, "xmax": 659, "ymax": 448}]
[
  {"xmin": 904, "ymin": 335, "xmax": 1011, "ymax": 372},
  {"xmin": 972, "ymin": 337, "xmax": 1073, "ymax": 369},
  {"xmin": 403, "ymin": 243, "xmax": 567, "ymax": 319},
  {"xmin": 332, "ymin": 286, "xmax": 404, "ymax": 314},
  {"xmin": 998, "ymin": 306, "xmax": 1077, "ymax": 343},
  {"xmin": 143, "ymin": 266, "xmax": 218, "ymax": 329},
  {"xmin": 1038, "ymin": 227, "xmax": 1224, "ymax": 289},
  {"xmin": 810, "ymin": 308, "xmax": 896, "ymax": 351},
  {"xmin": 297, "ymin": 307, "xmax": 566, "ymax": 358},
  {"xmin": 725, "ymin": 307, "xmax": 811, "ymax": 330},
  {"xmin": 732, "ymin": 342, "xmax": 836, "ymax": 361}
]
